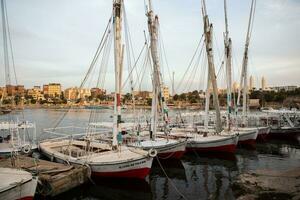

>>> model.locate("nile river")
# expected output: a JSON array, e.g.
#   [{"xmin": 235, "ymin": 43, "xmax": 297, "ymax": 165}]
[{"xmin": 1, "ymin": 109, "xmax": 299, "ymax": 200}]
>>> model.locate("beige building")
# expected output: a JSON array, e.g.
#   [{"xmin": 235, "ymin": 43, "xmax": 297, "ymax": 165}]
[
  {"xmin": 163, "ymin": 86, "xmax": 170, "ymax": 101},
  {"xmin": 64, "ymin": 87, "xmax": 91, "ymax": 101},
  {"xmin": 0, "ymin": 87, "xmax": 7, "ymax": 98},
  {"xmin": 43, "ymin": 83, "xmax": 61, "ymax": 98},
  {"xmin": 27, "ymin": 88, "xmax": 44, "ymax": 100},
  {"xmin": 233, "ymin": 82, "xmax": 239, "ymax": 92},
  {"xmin": 133, "ymin": 91, "xmax": 152, "ymax": 100}
]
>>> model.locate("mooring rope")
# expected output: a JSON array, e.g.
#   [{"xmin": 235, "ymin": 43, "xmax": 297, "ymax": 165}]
[{"xmin": 155, "ymin": 156, "xmax": 188, "ymax": 200}]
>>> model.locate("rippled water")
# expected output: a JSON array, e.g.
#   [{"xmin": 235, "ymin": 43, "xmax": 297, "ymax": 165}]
[{"xmin": 1, "ymin": 109, "xmax": 299, "ymax": 200}]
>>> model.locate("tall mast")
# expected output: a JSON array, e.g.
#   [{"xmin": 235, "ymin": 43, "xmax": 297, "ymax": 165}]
[
  {"xmin": 224, "ymin": 0, "xmax": 233, "ymax": 130},
  {"xmin": 112, "ymin": 0, "xmax": 123, "ymax": 149},
  {"xmin": 1, "ymin": 0, "xmax": 11, "ymax": 86},
  {"xmin": 146, "ymin": 0, "xmax": 167, "ymax": 138},
  {"xmin": 237, "ymin": 0, "xmax": 256, "ymax": 125},
  {"xmin": 202, "ymin": 0, "xmax": 222, "ymax": 133}
]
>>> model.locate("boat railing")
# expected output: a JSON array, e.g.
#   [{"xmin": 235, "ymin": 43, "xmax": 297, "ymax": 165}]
[{"xmin": 41, "ymin": 126, "xmax": 111, "ymax": 142}]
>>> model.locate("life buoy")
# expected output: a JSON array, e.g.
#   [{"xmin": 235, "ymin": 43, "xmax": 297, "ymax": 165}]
[
  {"xmin": 22, "ymin": 145, "xmax": 31, "ymax": 154},
  {"xmin": 148, "ymin": 148, "xmax": 157, "ymax": 158}
]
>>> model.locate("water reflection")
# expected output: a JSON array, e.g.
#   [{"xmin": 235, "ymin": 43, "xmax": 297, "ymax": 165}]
[
  {"xmin": 54, "ymin": 178, "xmax": 151, "ymax": 200},
  {"xmin": 181, "ymin": 154, "xmax": 238, "ymax": 200}
]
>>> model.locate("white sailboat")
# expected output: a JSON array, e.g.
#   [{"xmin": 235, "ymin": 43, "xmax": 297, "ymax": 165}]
[
  {"xmin": 39, "ymin": 0, "xmax": 154, "ymax": 179},
  {"xmin": 128, "ymin": 0, "xmax": 186, "ymax": 159},
  {"xmin": 234, "ymin": 0, "xmax": 259, "ymax": 147},
  {"xmin": 0, "ymin": 0, "xmax": 37, "ymax": 158},
  {"xmin": 170, "ymin": 0, "xmax": 239, "ymax": 154}
]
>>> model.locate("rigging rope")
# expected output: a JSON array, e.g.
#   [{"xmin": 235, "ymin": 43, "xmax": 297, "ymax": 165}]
[
  {"xmin": 156, "ymin": 157, "xmax": 188, "ymax": 200},
  {"xmin": 176, "ymin": 34, "xmax": 204, "ymax": 93}
]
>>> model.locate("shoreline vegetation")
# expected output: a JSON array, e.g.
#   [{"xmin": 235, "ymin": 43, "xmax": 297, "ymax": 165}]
[{"xmin": 1, "ymin": 89, "xmax": 300, "ymax": 111}]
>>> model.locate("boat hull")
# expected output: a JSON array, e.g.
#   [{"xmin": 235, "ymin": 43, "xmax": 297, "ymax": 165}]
[
  {"xmin": 237, "ymin": 129, "xmax": 258, "ymax": 148},
  {"xmin": 40, "ymin": 142, "xmax": 153, "ymax": 179},
  {"xmin": 269, "ymin": 127, "xmax": 300, "ymax": 142},
  {"xmin": 186, "ymin": 135, "xmax": 238, "ymax": 154},
  {"xmin": 256, "ymin": 126, "xmax": 270, "ymax": 142},
  {"xmin": 135, "ymin": 139, "xmax": 186, "ymax": 160},
  {"xmin": 0, "ymin": 173, "xmax": 37, "ymax": 200}
]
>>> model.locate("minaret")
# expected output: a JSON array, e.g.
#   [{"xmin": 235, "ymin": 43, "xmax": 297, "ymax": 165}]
[
  {"xmin": 249, "ymin": 75, "xmax": 254, "ymax": 90},
  {"xmin": 261, "ymin": 76, "xmax": 266, "ymax": 90}
]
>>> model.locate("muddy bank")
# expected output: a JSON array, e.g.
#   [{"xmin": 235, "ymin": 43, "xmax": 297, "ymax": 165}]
[{"xmin": 232, "ymin": 167, "xmax": 300, "ymax": 200}]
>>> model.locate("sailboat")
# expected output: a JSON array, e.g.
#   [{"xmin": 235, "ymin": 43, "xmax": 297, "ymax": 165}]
[
  {"xmin": 39, "ymin": 0, "xmax": 154, "ymax": 179},
  {"xmin": 128, "ymin": 0, "xmax": 186, "ymax": 159},
  {"xmin": 170, "ymin": 0, "xmax": 239, "ymax": 154},
  {"xmin": 0, "ymin": 0, "xmax": 37, "ymax": 158},
  {"xmin": 234, "ymin": 0, "xmax": 260, "ymax": 147}
]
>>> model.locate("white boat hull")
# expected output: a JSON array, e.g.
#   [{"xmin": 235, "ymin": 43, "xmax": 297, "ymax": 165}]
[
  {"xmin": 39, "ymin": 140, "xmax": 154, "ymax": 179},
  {"xmin": 186, "ymin": 134, "xmax": 238, "ymax": 153},
  {"xmin": 0, "ymin": 168, "xmax": 37, "ymax": 200}
]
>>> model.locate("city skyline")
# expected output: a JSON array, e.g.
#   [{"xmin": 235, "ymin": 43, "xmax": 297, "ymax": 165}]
[{"xmin": 0, "ymin": 0, "xmax": 299, "ymax": 92}]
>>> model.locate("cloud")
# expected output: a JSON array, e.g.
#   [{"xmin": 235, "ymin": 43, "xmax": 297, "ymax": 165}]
[{"xmin": 0, "ymin": 0, "xmax": 299, "ymax": 93}]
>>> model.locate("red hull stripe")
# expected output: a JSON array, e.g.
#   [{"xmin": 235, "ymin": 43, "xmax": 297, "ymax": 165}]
[
  {"xmin": 238, "ymin": 139, "xmax": 256, "ymax": 145},
  {"xmin": 158, "ymin": 150, "xmax": 185, "ymax": 159},
  {"xmin": 257, "ymin": 133, "xmax": 268, "ymax": 142},
  {"xmin": 92, "ymin": 167, "xmax": 151, "ymax": 179},
  {"xmin": 187, "ymin": 144, "xmax": 236, "ymax": 153},
  {"xmin": 18, "ymin": 197, "xmax": 34, "ymax": 200},
  {"xmin": 116, "ymin": 93, "xmax": 121, "ymax": 106}
]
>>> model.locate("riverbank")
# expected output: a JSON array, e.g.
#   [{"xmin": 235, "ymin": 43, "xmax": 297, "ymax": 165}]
[{"xmin": 232, "ymin": 167, "xmax": 300, "ymax": 200}]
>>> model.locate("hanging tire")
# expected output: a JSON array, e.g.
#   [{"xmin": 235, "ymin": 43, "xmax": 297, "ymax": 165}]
[
  {"xmin": 22, "ymin": 145, "xmax": 31, "ymax": 154},
  {"xmin": 148, "ymin": 148, "xmax": 157, "ymax": 157}
]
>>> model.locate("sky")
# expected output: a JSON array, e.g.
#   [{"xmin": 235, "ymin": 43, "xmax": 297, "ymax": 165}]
[{"xmin": 0, "ymin": 0, "xmax": 299, "ymax": 93}]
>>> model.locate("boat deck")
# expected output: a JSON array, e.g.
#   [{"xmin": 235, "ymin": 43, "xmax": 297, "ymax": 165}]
[{"xmin": 0, "ymin": 155, "xmax": 89, "ymax": 197}]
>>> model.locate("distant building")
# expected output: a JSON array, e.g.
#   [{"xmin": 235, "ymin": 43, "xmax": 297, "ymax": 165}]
[
  {"xmin": 133, "ymin": 91, "xmax": 152, "ymax": 100},
  {"xmin": 218, "ymin": 88, "xmax": 227, "ymax": 94},
  {"xmin": 249, "ymin": 99, "xmax": 260, "ymax": 109},
  {"xmin": 261, "ymin": 76, "xmax": 266, "ymax": 91},
  {"xmin": 163, "ymin": 86, "xmax": 170, "ymax": 101},
  {"xmin": 5, "ymin": 85, "xmax": 25, "ymax": 97},
  {"xmin": 233, "ymin": 82, "xmax": 239, "ymax": 92},
  {"xmin": 0, "ymin": 87, "xmax": 6, "ymax": 98},
  {"xmin": 64, "ymin": 87, "xmax": 91, "ymax": 101},
  {"xmin": 43, "ymin": 83, "xmax": 61, "ymax": 98},
  {"xmin": 90, "ymin": 88, "xmax": 106, "ymax": 98},
  {"xmin": 33, "ymin": 86, "xmax": 41, "ymax": 91},
  {"xmin": 270, "ymin": 86, "xmax": 298, "ymax": 92},
  {"xmin": 27, "ymin": 87, "xmax": 44, "ymax": 100}
]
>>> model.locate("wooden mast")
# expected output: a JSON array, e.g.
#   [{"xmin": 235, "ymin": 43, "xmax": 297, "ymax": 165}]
[
  {"xmin": 224, "ymin": 0, "xmax": 233, "ymax": 130},
  {"xmin": 146, "ymin": 0, "xmax": 168, "ymax": 139},
  {"xmin": 112, "ymin": 0, "xmax": 123, "ymax": 149},
  {"xmin": 237, "ymin": 0, "xmax": 256, "ymax": 125},
  {"xmin": 1, "ymin": 0, "xmax": 11, "ymax": 87},
  {"xmin": 202, "ymin": 0, "xmax": 222, "ymax": 133}
]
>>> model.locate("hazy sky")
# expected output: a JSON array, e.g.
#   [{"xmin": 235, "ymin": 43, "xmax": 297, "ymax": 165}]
[{"xmin": 0, "ymin": 0, "xmax": 299, "ymax": 92}]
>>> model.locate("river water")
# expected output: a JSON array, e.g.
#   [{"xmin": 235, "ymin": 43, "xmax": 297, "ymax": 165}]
[{"xmin": 1, "ymin": 109, "xmax": 299, "ymax": 200}]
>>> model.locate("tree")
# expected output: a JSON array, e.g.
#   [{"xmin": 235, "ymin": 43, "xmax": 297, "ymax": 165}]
[
  {"xmin": 146, "ymin": 98, "xmax": 152, "ymax": 106},
  {"xmin": 179, "ymin": 93, "xmax": 186, "ymax": 101},
  {"xmin": 173, "ymin": 94, "xmax": 179, "ymax": 101}
]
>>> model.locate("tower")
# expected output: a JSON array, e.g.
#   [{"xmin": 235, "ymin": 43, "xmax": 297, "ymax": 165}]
[
  {"xmin": 261, "ymin": 76, "xmax": 266, "ymax": 90},
  {"xmin": 249, "ymin": 75, "xmax": 254, "ymax": 90}
]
